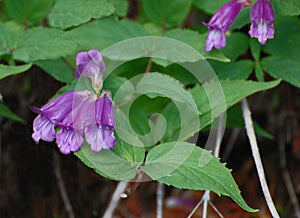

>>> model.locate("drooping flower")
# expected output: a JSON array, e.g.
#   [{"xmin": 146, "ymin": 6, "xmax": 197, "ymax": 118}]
[
  {"xmin": 32, "ymin": 91, "xmax": 76, "ymax": 143},
  {"xmin": 85, "ymin": 91, "xmax": 116, "ymax": 152},
  {"xmin": 249, "ymin": 0, "xmax": 274, "ymax": 45},
  {"xmin": 75, "ymin": 49, "xmax": 105, "ymax": 91},
  {"xmin": 204, "ymin": 0, "xmax": 251, "ymax": 51},
  {"xmin": 32, "ymin": 49, "xmax": 116, "ymax": 155}
]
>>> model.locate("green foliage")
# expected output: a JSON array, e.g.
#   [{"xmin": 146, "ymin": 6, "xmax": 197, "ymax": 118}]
[
  {"xmin": 0, "ymin": 102, "xmax": 24, "ymax": 123},
  {"xmin": 3, "ymin": 0, "xmax": 54, "ymax": 26},
  {"xmin": 13, "ymin": 27, "xmax": 76, "ymax": 62},
  {"xmin": 0, "ymin": 64, "xmax": 32, "ymax": 80},
  {"xmin": 48, "ymin": 0, "xmax": 115, "ymax": 29},
  {"xmin": 142, "ymin": 142, "xmax": 257, "ymax": 212},
  {"xmin": 141, "ymin": 0, "xmax": 192, "ymax": 28}
]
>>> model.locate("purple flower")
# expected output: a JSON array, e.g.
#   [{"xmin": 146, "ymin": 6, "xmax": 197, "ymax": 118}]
[
  {"xmin": 249, "ymin": 0, "xmax": 274, "ymax": 45},
  {"xmin": 204, "ymin": 0, "xmax": 251, "ymax": 51},
  {"xmin": 85, "ymin": 91, "xmax": 116, "ymax": 152},
  {"xmin": 32, "ymin": 91, "xmax": 76, "ymax": 143},
  {"xmin": 75, "ymin": 49, "xmax": 105, "ymax": 90}
]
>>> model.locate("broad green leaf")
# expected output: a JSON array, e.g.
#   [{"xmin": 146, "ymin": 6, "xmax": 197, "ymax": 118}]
[
  {"xmin": 261, "ymin": 57, "xmax": 300, "ymax": 88},
  {"xmin": 142, "ymin": 142, "xmax": 257, "ymax": 212},
  {"xmin": 0, "ymin": 102, "xmax": 24, "ymax": 123},
  {"xmin": 35, "ymin": 59, "xmax": 75, "ymax": 83},
  {"xmin": 193, "ymin": 0, "xmax": 229, "ymax": 14},
  {"xmin": 0, "ymin": 64, "xmax": 32, "ymax": 80},
  {"xmin": 110, "ymin": 0, "xmax": 129, "ymax": 17},
  {"xmin": 75, "ymin": 141, "xmax": 144, "ymax": 181},
  {"xmin": 250, "ymin": 38, "xmax": 261, "ymax": 62},
  {"xmin": 221, "ymin": 32, "xmax": 249, "ymax": 61},
  {"xmin": 191, "ymin": 79, "xmax": 280, "ymax": 129},
  {"xmin": 272, "ymin": 0, "xmax": 300, "ymax": 16},
  {"xmin": 13, "ymin": 27, "xmax": 76, "ymax": 62},
  {"xmin": 48, "ymin": 0, "xmax": 115, "ymax": 29},
  {"xmin": 62, "ymin": 19, "xmax": 147, "ymax": 51},
  {"xmin": 263, "ymin": 16, "xmax": 300, "ymax": 61},
  {"xmin": 141, "ymin": 0, "xmax": 192, "ymax": 28},
  {"xmin": 210, "ymin": 60, "xmax": 254, "ymax": 80},
  {"xmin": 3, "ymin": 0, "xmax": 54, "ymax": 26},
  {"xmin": 230, "ymin": 7, "xmax": 251, "ymax": 30},
  {"xmin": 163, "ymin": 29, "xmax": 229, "ymax": 62},
  {"xmin": 0, "ymin": 22, "xmax": 14, "ymax": 55}
]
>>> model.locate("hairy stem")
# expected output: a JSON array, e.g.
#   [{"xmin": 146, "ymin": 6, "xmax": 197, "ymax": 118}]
[{"xmin": 241, "ymin": 99, "xmax": 279, "ymax": 218}]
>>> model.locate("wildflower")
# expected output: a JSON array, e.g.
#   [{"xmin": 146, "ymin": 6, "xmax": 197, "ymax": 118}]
[
  {"xmin": 249, "ymin": 0, "xmax": 274, "ymax": 45},
  {"xmin": 75, "ymin": 49, "xmax": 105, "ymax": 91},
  {"xmin": 204, "ymin": 0, "xmax": 251, "ymax": 51},
  {"xmin": 32, "ymin": 49, "xmax": 116, "ymax": 154},
  {"xmin": 85, "ymin": 91, "xmax": 116, "ymax": 152}
]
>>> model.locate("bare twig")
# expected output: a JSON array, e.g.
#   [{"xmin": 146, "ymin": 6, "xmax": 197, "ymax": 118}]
[
  {"xmin": 53, "ymin": 151, "xmax": 74, "ymax": 218},
  {"xmin": 241, "ymin": 99, "xmax": 280, "ymax": 218},
  {"xmin": 157, "ymin": 182, "xmax": 164, "ymax": 218},
  {"xmin": 187, "ymin": 113, "xmax": 225, "ymax": 218},
  {"xmin": 102, "ymin": 181, "xmax": 128, "ymax": 218},
  {"xmin": 223, "ymin": 128, "xmax": 241, "ymax": 161}
]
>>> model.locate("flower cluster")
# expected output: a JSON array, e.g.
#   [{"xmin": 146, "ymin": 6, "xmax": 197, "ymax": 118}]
[
  {"xmin": 32, "ymin": 49, "xmax": 116, "ymax": 154},
  {"xmin": 204, "ymin": 0, "xmax": 274, "ymax": 51}
]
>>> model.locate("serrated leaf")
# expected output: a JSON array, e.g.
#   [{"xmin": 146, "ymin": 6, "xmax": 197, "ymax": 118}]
[
  {"xmin": 62, "ymin": 19, "xmax": 147, "ymax": 51},
  {"xmin": 75, "ymin": 141, "xmax": 144, "ymax": 181},
  {"xmin": 141, "ymin": 142, "xmax": 257, "ymax": 212},
  {"xmin": 13, "ymin": 27, "xmax": 76, "ymax": 62},
  {"xmin": 0, "ymin": 64, "xmax": 32, "ymax": 80},
  {"xmin": 35, "ymin": 59, "xmax": 75, "ymax": 83},
  {"xmin": 141, "ymin": 0, "xmax": 192, "ymax": 28},
  {"xmin": 3, "ymin": 0, "xmax": 54, "ymax": 26},
  {"xmin": 48, "ymin": 0, "xmax": 115, "ymax": 29},
  {"xmin": 0, "ymin": 102, "xmax": 24, "ymax": 123}
]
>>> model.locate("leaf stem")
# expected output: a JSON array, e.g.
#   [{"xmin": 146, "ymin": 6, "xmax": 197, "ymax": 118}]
[
  {"xmin": 156, "ymin": 182, "xmax": 164, "ymax": 218},
  {"xmin": 241, "ymin": 98, "xmax": 279, "ymax": 218}
]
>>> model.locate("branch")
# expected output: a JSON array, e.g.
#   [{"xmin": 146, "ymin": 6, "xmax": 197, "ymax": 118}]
[{"xmin": 241, "ymin": 99, "xmax": 279, "ymax": 218}]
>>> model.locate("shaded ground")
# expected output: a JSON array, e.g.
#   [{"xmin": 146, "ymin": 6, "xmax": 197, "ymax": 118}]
[{"xmin": 0, "ymin": 68, "xmax": 300, "ymax": 218}]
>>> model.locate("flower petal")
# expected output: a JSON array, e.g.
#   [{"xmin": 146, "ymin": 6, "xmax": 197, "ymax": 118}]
[
  {"xmin": 32, "ymin": 114, "xmax": 56, "ymax": 143},
  {"xmin": 56, "ymin": 127, "xmax": 84, "ymax": 154}
]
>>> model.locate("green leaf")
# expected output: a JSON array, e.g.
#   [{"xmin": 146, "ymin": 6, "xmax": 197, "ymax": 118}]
[
  {"xmin": 272, "ymin": 0, "xmax": 300, "ymax": 16},
  {"xmin": 263, "ymin": 16, "xmax": 300, "ymax": 61},
  {"xmin": 230, "ymin": 7, "xmax": 251, "ymax": 30},
  {"xmin": 0, "ymin": 64, "xmax": 32, "ymax": 80},
  {"xmin": 255, "ymin": 63, "xmax": 264, "ymax": 82},
  {"xmin": 0, "ymin": 22, "xmax": 14, "ymax": 55},
  {"xmin": 35, "ymin": 59, "xmax": 75, "ymax": 83},
  {"xmin": 0, "ymin": 102, "xmax": 24, "ymax": 123},
  {"xmin": 210, "ymin": 60, "xmax": 254, "ymax": 80},
  {"xmin": 75, "ymin": 141, "xmax": 144, "ymax": 181},
  {"xmin": 3, "ymin": 0, "xmax": 54, "ymax": 26},
  {"xmin": 163, "ymin": 29, "xmax": 229, "ymax": 63},
  {"xmin": 141, "ymin": 142, "xmax": 257, "ymax": 212},
  {"xmin": 221, "ymin": 32, "xmax": 249, "ymax": 61},
  {"xmin": 261, "ymin": 56, "xmax": 300, "ymax": 88},
  {"xmin": 190, "ymin": 79, "xmax": 280, "ymax": 129},
  {"xmin": 193, "ymin": 0, "xmax": 229, "ymax": 14},
  {"xmin": 48, "ymin": 0, "xmax": 115, "ymax": 29},
  {"xmin": 62, "ymin": 19, "xmax": 147, "ymax": 51},
  {"xmin": 110, "ymin": 0, "xmax": 129, "ymax": 17},
  {"xmin": 141, "ymin": 0, "xmax": 192, "ymax": 28},
  {"xmin": 13, "ymin": 27, "xmax": 76, "ymax": 62},
  {"xmin": 250, "ymin": 38, "xmax": 261, "ymax": 62}
]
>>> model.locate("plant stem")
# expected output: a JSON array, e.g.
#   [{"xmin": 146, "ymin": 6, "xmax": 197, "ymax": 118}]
[
  {"xmin": 156, "ymin": 182, "xmax": 164, "ymax": 218},
  {"xmin": 241, "ymin": 99, "xmax": 279, "ymax": 218},
  {"xmin": 102, "ymin": 181, "xmax": 128, "ymax": 218}
]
